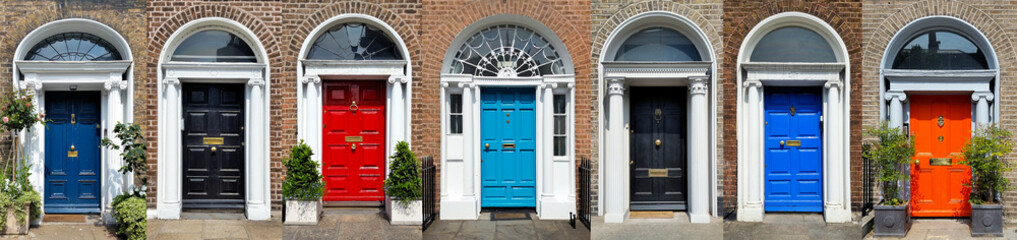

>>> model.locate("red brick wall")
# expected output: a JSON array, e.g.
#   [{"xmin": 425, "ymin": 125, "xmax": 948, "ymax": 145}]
[{"xmin": 722, "ymin": 0, "xmax": 863, "ymax": 216}]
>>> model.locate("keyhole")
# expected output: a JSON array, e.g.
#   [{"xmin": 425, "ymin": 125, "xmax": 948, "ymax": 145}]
[{"xmin": 790, "ymin": 106, "xmax": 796, "ymax": 116}]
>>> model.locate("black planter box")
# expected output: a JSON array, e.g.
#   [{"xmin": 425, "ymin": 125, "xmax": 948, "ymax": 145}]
[
  {"xmin": 970, "ymin": 204, "xmax": 1003, "ymax": 237},
  {"xmin": 873, "ymin": 204, "xmax": 910, "ymax": 237}
]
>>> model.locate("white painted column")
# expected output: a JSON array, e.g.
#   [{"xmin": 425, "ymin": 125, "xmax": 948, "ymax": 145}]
[
  {"xmin": 824, "ymin": 81, "xmax": 849, "ymax": 223},
  {"xmin": 159, "ymin": 77, "xmax": 182, "ymax": 219},
  {"xmin": 973, "ymin": 91, "xmax": 993, "ymax": 126},
  {"xmin": 460, "ymin": 83, "xmax": 475, "ymax": 198},
  {"xmin": 605, "ymin": 77, "xmax": 626, "ymax": 223},
  {"xmin": 21, "ymin": 78, "xmax": 44, "ymax": 225},
  {"xmin": 542, "ymin": 83, "xmax": 555, "ymax": 197},
  {"xmin": 885, "ymin": 91, "xmax": 906, "ymax": 129},
  {"xmin": 739, "ymin": 80, "xmax": 763, "ymax": 222},
  {"xmin": 389, "ymin": 75, "xmax": 406, "ymax": 149},
  {"xmin": 103, "ymin": 76, "xmax": 128, "ymax": 209},
  {"xmin": 247, "ymin": 78, "xmax": 270, "ymax": 221},
  {"xmin": 302, "ymin": 76, "xmax": 322, "ymax": 164},
  {"xmin": 689, "ymin": 76, "xmax": 710, "ymax": 223}
]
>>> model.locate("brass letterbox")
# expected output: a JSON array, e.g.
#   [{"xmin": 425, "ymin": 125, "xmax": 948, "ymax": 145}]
[
  {"xmin": 929, "ymin": 158, "xmax": 952, "ymax": 166},
  {"xmin": 345, "ymin": 136, "xmax": 363, "ymax": 143},
  {"xmin": 648, "ymin": 169, "xmax": 668, "ymax": 177},
  {"xmin": 785, "ymin": 140, "xmax": 802, "ymax": 147},
  {"xmin": 203, "ymin": 137, "xmax": 224, "ymax": 145}
]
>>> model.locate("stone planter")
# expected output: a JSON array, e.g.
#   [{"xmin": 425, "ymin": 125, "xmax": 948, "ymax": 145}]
[
  {"xmin": 385, "ymin": 197, "xmax": 422, "ymax": 225},
  {"xmin": 283, "ymin": 200, "xmax": 321, "ymax": 225},
  {"xmin": 970, "ymin": 203, "xmax": 1003, "ymax": 237},
  {"xmin": 2, "ymin": 204, "xmax": 29, "ymax": 235},
  {"xmin": 873, "ymin": 204, "xmax": 910, "ymax": 237}
]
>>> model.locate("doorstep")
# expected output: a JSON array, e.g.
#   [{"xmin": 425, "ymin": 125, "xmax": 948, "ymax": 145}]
[
  {"xmin": 592, "ymin": 212, "xmax": 723, "ymax": 240},
  {"xmin": 863, "ymin": 218, "xmax": 1017, "ymax": 239},
  {"xmin": 724, "ymin": 212, "xmax": 864, "ymax": 240}
]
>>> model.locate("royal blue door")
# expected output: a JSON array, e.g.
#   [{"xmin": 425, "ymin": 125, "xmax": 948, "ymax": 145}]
[
  {"xmin": 764, "ymin": 87, "xmax": 823, "ymax": 212},
  {"xmin": 44, "ymin": 91, "xmax": 102, "ymax": 213},
  {"xmin": 480, "ymin": 87, "xmax": 537, "ymax": 207}
]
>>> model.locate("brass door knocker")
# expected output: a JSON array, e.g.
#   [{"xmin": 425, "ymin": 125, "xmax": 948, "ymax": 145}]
[
  {"xmin": 70, "ymin": 113, "xmax": 76, "ymax": 125},
  {"xmin": 790, "ymin": 106, "xmax": 796, "ymax": 116},
  {"xmin": 654, "ymin": 108, "xmax": 662, "ymax": 123},
  {"xmin": 937, "ymin": 116, "xmax": 945, "ymax": 127},
  {"xmin": 350, "ymin": 101, "xmax": 359, "ymax": 112}
]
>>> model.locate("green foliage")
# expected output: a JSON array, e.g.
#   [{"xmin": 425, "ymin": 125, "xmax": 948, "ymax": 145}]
[
  {"xmin": 959, "ymin": 124, "xmax": 1014, "ymax": 205},
  {"xmin": 863, "ymin": 122, "xmax": 915, "ymax": 206},
  {"xmin": 100, "ymin": 122, "xmax": 148, "ymax": 198},
  {"xmin": 0, "ymin": 157, "xmax": 42, "ymax": 230},
  {"xmin": 0, "ymin": 90, "xmax": 46, "ymax": 133},
  {"xmin": 282, "ymin": 140, "xmax": 324, "ymax": 201},
  {"xmin": 111, "ymin": 195, "xmax": 146, "ymax": 240},
  {"xmin": 383, "ymin": 141, "xmax": 421, "ymax": 206}
]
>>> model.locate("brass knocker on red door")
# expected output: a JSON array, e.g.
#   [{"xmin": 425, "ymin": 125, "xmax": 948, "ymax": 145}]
[{"xmin": 350, "ymin": 101, "xmax": 359, "ymax": 112}]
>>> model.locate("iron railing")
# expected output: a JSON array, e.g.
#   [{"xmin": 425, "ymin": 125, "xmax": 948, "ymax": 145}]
[
  {"xmin": 575, "ymin": 156, "xmax": 592, "ymax": 230},
  {"xmin": 422, "ymin": 156, "xmax": 437, "ymax": 231}
]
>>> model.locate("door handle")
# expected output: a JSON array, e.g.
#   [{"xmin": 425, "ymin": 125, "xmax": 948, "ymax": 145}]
[
  {"xmin": 655, "ymin": 139, "xmax": 661, "ymax": 146},
  {"xmin": 485, "ymin": 143, "xmax": 490, "ymax": 148},
  {"xmin": 915, "ymin": 159, "xmax": 920, "ymax": 165},
  {"xmin": 351, "ymin": 143, "xmax": 357, "ymax": 150},
  {"xmin": 210, "ymin": 147, "xmax": 217, "ymax": 152},
  {"xmin": 780, "ymin": 140, "xmax": 785, "ymax": 147},
  {"xmin": 70, "ymin": 145, "xmax": 75, "ymax": 151}
]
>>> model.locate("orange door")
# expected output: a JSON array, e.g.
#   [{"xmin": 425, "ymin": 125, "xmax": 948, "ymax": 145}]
[{"xmin": 909, "ymin": 94, "xmax": 971, "ymax": 217}]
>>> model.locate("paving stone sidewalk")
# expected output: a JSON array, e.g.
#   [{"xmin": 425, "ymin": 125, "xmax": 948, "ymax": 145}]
[
  {"xmin": 0, "ymin": 223, "xmax": 117, "ymax": 240},
  {"xmin": 724, "ymin": 213, "xmax": 864, "ymax": 240},
  {"xmin": 423, "ymin": 211, "xmax": 589, "ymax": 240},
  {"xmin": 147, "ymin": 211, "xmax": 282, "ymax": 240},
  {"xmin": 283, "ymin": 207, "xmax": 420, "ymax": 240},
  {"xmin": 864, "ymin": 218, "xmax": 1017, "ymax": 239},
  {"xmin": 591, "ymin": 214, "xmax": 723, "ymax": 240}
]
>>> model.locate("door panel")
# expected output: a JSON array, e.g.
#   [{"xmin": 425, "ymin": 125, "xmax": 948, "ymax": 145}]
[
  {"xmin": 182, "ymin": 83, "xmax": 245, "ymax": 207},
  {"xmin": 322, "ymin": 81, "xmax": 386, "ymax": 202},
  {"xmin": 910, "ymin": 94, "xmax": 971, "ymax": 217},
  {"xmin": 764, "ymin": 87, "xmax": 823, "ymax": 212},
  {"xmin": 629, "ymin": 87, "xmax": 688, "ymax": 210},
  {"xmin": 481, "ymin": 87, "xmax": 537, "ymax": 207},
  {"xmin": 44, "ymin": 91, "xmax": 101, "ymax": 213}
]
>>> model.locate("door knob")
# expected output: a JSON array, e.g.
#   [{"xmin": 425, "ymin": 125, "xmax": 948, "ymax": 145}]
[
  {"xmin": 70, "ymin": 145, "xmax": 75, "ymax": 151},
  {"xmin": 351, "ymin": 143, "xmax": 357, "ymax": 150},
  {"xmin": 630, "ymin": 161, "xmax": 634, "ymax": 165},
  {"xmin": 655, "ymin": 139, "xmax": 661, "ymax": 146},
  {"xmin": 210, "ymin": 147, "xmax": 217, "ymax": 152},
  {"xmin": 915, "ymin": 159, "xmax": 920, "ymax": 165},
  {"xmin": 780, "ymin": 140, "xmax": 785, "ymax": 147},
  {"xmin": 485, "ymin": 143, "xmax": 490, "ymax": 148}
]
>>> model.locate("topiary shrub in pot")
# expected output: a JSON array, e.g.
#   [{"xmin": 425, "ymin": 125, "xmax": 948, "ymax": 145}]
[
  {"xmin": 282, "ymin": 140, "xmax": 324, "ymax": 225},
  {"xmin": 384, "ymin": 141, "xmax": 422, "ymax": 225},
  {"xmin": 101, "ymin": 122, "xmax": 149, "ymax": 240},
  {"xmin": 959, "ymin": 124, "xmax": 1013, "ymax": 237},
  {"xmin": 864, "ymin": 122, "xmax": 915, "ymax": 237}
]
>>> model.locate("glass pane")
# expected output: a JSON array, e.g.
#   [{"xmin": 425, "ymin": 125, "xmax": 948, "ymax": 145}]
[
  {"xmin": 554, "ymin": 136, "xmax": 566, "ymax": 156},
  {"xmin": 892, "ymin": 31, "xmax": 988, "ymax": 70},
  {"xmin": 25, "ymin": 32, "xmax": 122, "ymax": 61},
  {"xmin": 750, "ymin": 27, "xmax": 837, "ymax": 63},
  {"xmin": 451, "ymin": 25, "xmax": 566, "ymax": 77},
  {"xmin": 554, "ymin": 116, "xmax": 566, "ymax": 135},
  {"xmin": 614, "ymin": 27, "xmax": 701, "ymax": 61},
  {"xmin": 553, "ymin": 95, "xmax": 566, "ymax": 114},
  {"xmin": 451, "ymin": 115, "xmax": 463, "ymax": 134},
  {"xmin": 307, "ymin": 23, "xmax": 403, "ymax": 60},
  {"xmin": 450, "ymin": 94, "xmax": 463, "ymax": 114},
  {"xmin": 170, "ymin": 30, "xmax": 257, "ymax": 63}
]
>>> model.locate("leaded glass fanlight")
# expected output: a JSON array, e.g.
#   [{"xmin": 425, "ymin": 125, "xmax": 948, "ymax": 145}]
[
  {"xmin": 614, "ymin": 27, "xmax": 701, "ymax": 61},
  {"xmin": 451, "ymin": 25, "xmax": 566, "ymax": 77},
  {"xmin": 307, "ymin": 23, "xmax": 403, "ymax": 61},
  {"xmin": 25, "ymin": 32, "xmax": 122, "ymax": 61},
  {"xmin": 892, "ymin": 31, "xmax": 988, "ymax": 70},
  {"xmin": 170, "ymin": 30, "xmax": 257, "ymax": 63},
  {"xmin": 750, "ymin": 27, "xmax": 837, "ymax": 63}
]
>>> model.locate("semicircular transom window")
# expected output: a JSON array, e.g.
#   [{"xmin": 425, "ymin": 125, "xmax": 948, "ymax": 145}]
[
  {"xmin": 25, "ymin": 32, "xmax": 122, "ymax": 61},
  {"xmin": 171, "ymin": 30, "xmax": 257, "ymax": 63},
  {"xmin": 891, "ymin": 31, "xmax": 988, "ymax": 70},
  {"xmin": 307, "ymin": 23, "xmax": 403, "ymax": 61},
  {"xmin": 614, "ymin": 27, "xmax": 701, "ymax": 61},
  {"xmin": 451, "ymin": 25, "xmax": 566, "ymax": 77},
  {"xmin": 750, "ymin": 27, "xmax": 837, "ymax": 63}
]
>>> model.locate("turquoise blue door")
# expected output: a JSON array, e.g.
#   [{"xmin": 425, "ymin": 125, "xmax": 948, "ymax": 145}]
[
  {"xmin": 44, "ymin": 91, "xmax": 101, "ymax": 213},
  {"xmin": 764, "ymin": 87, "xmax": 823, "ymax": 212},
  {"xmin": 480, "ymin": 87, "xmax": 537, "ymax": 207}
]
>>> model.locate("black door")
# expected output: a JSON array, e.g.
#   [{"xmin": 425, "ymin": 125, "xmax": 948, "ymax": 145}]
[
  {"xmin": 182, "ymin": 83, "xmax": 245, "ymax": 208},
  {"xmin": 630, "ymin": 87, "xmax": 687, "ymax": 210}
]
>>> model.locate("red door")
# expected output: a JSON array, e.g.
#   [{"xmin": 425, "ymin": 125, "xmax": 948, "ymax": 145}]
[
  {"xmin": 909, "ymin": 94, "xmax": 971, "ymax": 217},
  {"xmin": 322, "ymin": 81, "xmax": 386, "ymax": 202}
]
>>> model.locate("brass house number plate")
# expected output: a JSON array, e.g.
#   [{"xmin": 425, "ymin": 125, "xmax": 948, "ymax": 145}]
[
  {"xmin": 785, "ymin": 140, "xmax": 802, "ymax": 147},
  {"xmin": 67, "ymin": 151, "xmax": 78, "ymax": 158},
  {"xmin": 648, "ymin": 169, "xmax": 668, "ymax": 178},
  {"xmin": 345, "ymin": 136, "xmax": 363, "ymax": 143},
  {"xmin": 203, "ymin": 137, "xmax": 224, "ymax": 145},
  {"xmin": 929, "ymin": 158, "xmax": 952, "ymax": 166}
]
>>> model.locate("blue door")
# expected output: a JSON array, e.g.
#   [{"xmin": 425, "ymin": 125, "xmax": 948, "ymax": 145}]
[
  {"xmin": 480, "ymin": 87, "xmax": 537, "ymax": 207},
  {"xmin": 764, "ymin": 87, "xmax": 823, "ymax": 212},
  {"xmin": 44, "ymin": 91, "xmax": 101, "ymax": 213}
]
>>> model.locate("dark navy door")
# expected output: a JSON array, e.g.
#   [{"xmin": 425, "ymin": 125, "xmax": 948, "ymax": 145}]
[
  {"xmin": 764, "ymin": 87, "xmax": 823, "ymax": 212},
  {"xmin": 45, "ymin": 91, "xmax": 101, "ymax": 213},
  {"xmin": 480, "ymin": 87, "xmax": 537, "ymax": 207},
  {"xmin": 629, "ymin": 87, "xmax": 687, "ymax": 210}
]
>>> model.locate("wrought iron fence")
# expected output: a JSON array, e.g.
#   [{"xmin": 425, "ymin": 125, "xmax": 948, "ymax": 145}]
[
  {"xmin": 576, "ymin": 156, "xmax": 592, "ymax": 230},
  {"xmin": 422, "ymin": 156, "xmax": 437, "ymax": 231}
]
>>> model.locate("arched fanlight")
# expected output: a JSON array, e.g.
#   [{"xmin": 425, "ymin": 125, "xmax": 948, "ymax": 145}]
[
  {"xmin": 614, "ymin": 27, "xmax": 701, "ymax": 62},
  {"xmin": 450, "ymin": 25, "xmax": 566, "ymax": 77},
  {"xmin": 750, "ymin": 26, "xmax": 837, "ymax": 63},
  {"xmin": 307, "ymin": 23, "xmax": 403, "ymax": 61},
  {"xmin": 892, "ymin": 30, "xmax": 988, "ymax": 70},
  {"xmin": 25, "ymin": 32, "xmax": 122, "ymax": 61},
  {"xmin": 170, "ymin": 30, "xmax": 257, "ymax": 63}
]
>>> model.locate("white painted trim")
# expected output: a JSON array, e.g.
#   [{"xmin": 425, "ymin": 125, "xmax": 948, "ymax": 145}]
[
  {"xmin": 735, "ymin": 12, "xmax": 852, "ymax": 223},
  {"xmin": 12, "ymin": 18, "xmax": 134, "ymax": 225},
  {"xmin": 156, "ymin": 17, "xmax": 272, "ymax": 221}
]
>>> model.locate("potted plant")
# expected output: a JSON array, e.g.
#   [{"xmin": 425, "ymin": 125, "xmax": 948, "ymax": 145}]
[
  {"xmin": 959, "ymin": 124, "xmax": 1013, "ymax": 237},
  {"xmin": 282, "ymin": 140, "xmax": 324, "ymax": 225},
  {"xmin": 101, "ymin": 122, "xmax": 148, "ymax": 240},
  {"xmin": 864, "ymin": 122, "xmax": 915, "ymax": 237},
  {"xmin": 0, "ymin": 90, "xmax": 44, "ymax": 235},
  {"xmin": 384, "ymin": 141, "xmax": 422, "ymax": 225}
]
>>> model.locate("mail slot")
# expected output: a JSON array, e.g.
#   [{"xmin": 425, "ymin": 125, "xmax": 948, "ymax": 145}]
[
  {"xmin": 502, "ymin": 143, "xmax": 515, "ymax": 148},
  {"xmin": 785, "ymin": 140, "xmax": 801, "ymax": 147},
  {"xmin": 67, "ymin": 150, "xmax": 78, "ymax": 158},
  {"xmin": 203, "ymin": 137, "xmax": 224, "ymax": 145},
  {"xmin": 648, "ymin": 169, "xmax": 668, "ymax": 177},
  {"xmin": 929, "ymin": 158, "xmax": 952, "ymax": 166},
  {"xmin": 345, "ymin": 136, "xmax": 363, "ymax": 143}
]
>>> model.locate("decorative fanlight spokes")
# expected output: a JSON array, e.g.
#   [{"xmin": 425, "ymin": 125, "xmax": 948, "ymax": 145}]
[{"xmin": 451, "ymin": 25, "xmax": 565, "ymax": 77}]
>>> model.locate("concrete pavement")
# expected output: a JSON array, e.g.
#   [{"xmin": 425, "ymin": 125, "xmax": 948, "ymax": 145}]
[
  {"xmin": 591, "ymin": 213, "xmax": 723, "ymax": 240},
  {"xmin": 147, "ymin": 211, "xmax": 282, "ymax": 240},
  {"xmin": 423, "ymin": 211, "xmax": 589, "ymax": 240},
  {"xmin": 283, "ymin": 207, "xmax": 420, "ymax": 240}
]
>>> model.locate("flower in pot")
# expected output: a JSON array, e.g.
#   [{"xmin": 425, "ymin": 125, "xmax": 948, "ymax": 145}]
[
  {"xmin": 864, "ymin": 122, "xmax": 915, "ymax": 237},
  {"xmin": 0, "ymin": 90, "xmax": 44, "ymax": 235},
  {"xmin": 282, "ymin": 140, "xmax": 324, "ymax": 225},
  {"xmin": 383, "ymin": 141, "xmax": 422, "ymax": 225},
  {"xmin": 959, "ymin": 124, "xmax": 1013, "ymax": 237}
]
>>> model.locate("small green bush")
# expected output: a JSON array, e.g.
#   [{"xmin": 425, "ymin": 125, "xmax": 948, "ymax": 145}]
[
  {"xmin": 383, "ymin": 141, "xmax": 421, "ymax": 206},
  {"xmin": 863, "ymin": 122, "xmax": 915, "ymax": 206},
  {"xmin": 960, "ymin": 124, "xmax": 1014, "ymax": 205},
  {"xmin": 282, "ymin": 140, "xmax": 324, "ymax": 201},
  {"xmin": 112, "ymin": 195, "xmax": 146, "ymax": 240}
]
